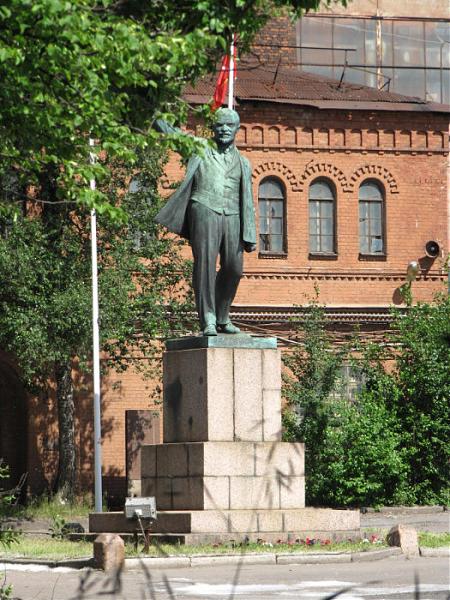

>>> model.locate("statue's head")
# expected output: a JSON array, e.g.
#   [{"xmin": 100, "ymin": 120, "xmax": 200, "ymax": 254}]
[{"xmin": 212, "ymin": 108, "xmax": 240, "ymax": 147}]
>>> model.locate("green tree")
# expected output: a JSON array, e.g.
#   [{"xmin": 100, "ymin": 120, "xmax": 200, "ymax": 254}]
[
  {"xmin": 0, "ymin": 148, "xmax": 193, "ymax": 500},
  {"xmin": 389, "ymin": 295, "xmax": 450, "ymax": 504},
  {"xmin": 283, "ymin": 294, "xmax": 450, "ymax": 507},
  {"xmin": 282, "ymin": 302, "xmax": 348, "ymax": 503},
  {"xmin": 0, "ymin": 0, "xmax": 333, "ymax": 215}
]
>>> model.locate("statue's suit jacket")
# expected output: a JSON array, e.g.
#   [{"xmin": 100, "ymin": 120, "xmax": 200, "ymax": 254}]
[{"xmin": 154, "ymin": 126, "xmax": 256, "ymax": 245}]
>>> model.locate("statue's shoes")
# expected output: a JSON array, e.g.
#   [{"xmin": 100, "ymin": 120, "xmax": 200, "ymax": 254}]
[
  {"xmin": 203, "ymin": 324, "xmax": 217, "ymax": 336},
  {"xmin": 217, "ymin": 322, "xmax": 241, "ymax": 334}
]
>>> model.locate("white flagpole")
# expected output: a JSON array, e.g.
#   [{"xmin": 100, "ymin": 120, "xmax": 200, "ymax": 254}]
[
  {"xmin": 89, "ymin": 137, "xmax": 103, "ymax": 513},
  {"xmin": 227, "ymin": 35, "xmax": 235, "ymax": 109}
]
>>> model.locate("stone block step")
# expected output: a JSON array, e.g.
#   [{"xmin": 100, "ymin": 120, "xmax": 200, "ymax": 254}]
[
  {"xmin": 141, "ymin": 440, "xmax": 305, "ymax": 511},
  {"xmin": 89, "ymin": 508, "xmax": 360, "ymax": 537}
]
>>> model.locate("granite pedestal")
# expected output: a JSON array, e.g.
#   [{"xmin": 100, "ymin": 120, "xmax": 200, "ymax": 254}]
[{"xmin": 90, "ymin": 335, "xmax": 360, "ymax": 543}]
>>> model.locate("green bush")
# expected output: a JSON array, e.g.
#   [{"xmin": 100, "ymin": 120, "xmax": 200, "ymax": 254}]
[{"xmin": 282, "ymin": 294, "xmax": 450, "ymax": 507}]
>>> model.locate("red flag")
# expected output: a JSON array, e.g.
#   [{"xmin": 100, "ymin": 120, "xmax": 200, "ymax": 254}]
[
  {"xmin": 211, "ymin": 53, "xmax": 231, "ymax": 111},
  {"xmin": 211, "ymin": 36, "xmax": 237, "ymax": 111}
]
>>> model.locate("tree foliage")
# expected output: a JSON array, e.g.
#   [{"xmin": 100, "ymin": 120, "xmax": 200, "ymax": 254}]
[
  {"xmin": 0, "ymin": 0, "xmax": 333, "ymax": 215},
  {"xmin": 0, "ymin": 147, "xmax": 194, "ymax": 498},
  {"xmin": 283, "ymin": 294, "xmax": 450, "ymax": 507}
]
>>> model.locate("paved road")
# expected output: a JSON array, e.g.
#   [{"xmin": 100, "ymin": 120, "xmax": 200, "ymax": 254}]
[{"xmin": 2, "ymin": 555, "xmax": 449, "ymax": 600}]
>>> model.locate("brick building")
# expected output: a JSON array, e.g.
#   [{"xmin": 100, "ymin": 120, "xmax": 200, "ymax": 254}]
[{"xmin": 1, "ymin": 40, "xmax": 449, "ymax": 502}]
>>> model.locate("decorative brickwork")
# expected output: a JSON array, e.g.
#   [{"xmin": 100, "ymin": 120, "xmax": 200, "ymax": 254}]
[
  {"xmin": 298, "ymin": 162, "xmax": 350, "ymax": 192},
  {"xmin": 348, "ymin": 165, "xmax": 399, "ymax": 194},
  {"xmin": 252, "ymin": 161, "xmax": 301, "ymax": 191}
]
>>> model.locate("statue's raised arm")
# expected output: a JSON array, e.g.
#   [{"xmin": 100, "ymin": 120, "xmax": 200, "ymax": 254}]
[{"xmin": 154, "ymin": 108, "xmax": 256, "ymax": 337}]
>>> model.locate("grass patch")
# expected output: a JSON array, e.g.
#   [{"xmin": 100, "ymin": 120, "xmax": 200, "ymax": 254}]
[
  {"xmin": 0, "ymin": 536, "xmax": 388, "ymax": 561},
  {"xmin": 418, "ymin": 532, "xmax": 450, "ymax": 548},
  {"xmin": 0, "ymin": 537, "xmax": 92, "ymax": 560},
  {"xmin": 8, "ymin": 530, "xmax": 450, "ymax": 560},
  {"xmin": 0, "ymin": 496, "xmax": 93, "ymax": 521}
]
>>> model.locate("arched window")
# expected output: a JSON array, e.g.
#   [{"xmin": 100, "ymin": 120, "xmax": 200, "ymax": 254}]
[
  {"xmin": 309, "ymin": 179, "xmax": 335, "ymax": 254},
  {"xmin": 258, "ymin": 177, "xmax": 285, "ymax": 253},
  {"xmin": 359, "ymin": 180, "xmax": 385, "ymax": 255}
]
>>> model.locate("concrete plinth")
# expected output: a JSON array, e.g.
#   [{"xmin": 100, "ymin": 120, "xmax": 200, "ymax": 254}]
[{"xmin": 163, "ymin": 346, "xmax": 282, "ymax": 443}]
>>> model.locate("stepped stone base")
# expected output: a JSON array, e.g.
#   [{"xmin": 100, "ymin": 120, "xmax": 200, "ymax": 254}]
[
  {"xmin": 141, "ymin": 441, "xmax": 304, "ymax": 511},
  {"xmin": 89, "ymin": 508, "xmax": 361, "ymax": 544}
]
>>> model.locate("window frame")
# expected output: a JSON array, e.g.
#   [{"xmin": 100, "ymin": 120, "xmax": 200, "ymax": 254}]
[
  {"xmin": 258, "ymin": 176, "xmax": 287, "ymax": 257},
  {"xmin": 358, "ymin": 179, "xmax": 386, "ymax": 259},
  {"xmin": 308, "ymin": 177, "xmax": 337, "ymax": 258}
]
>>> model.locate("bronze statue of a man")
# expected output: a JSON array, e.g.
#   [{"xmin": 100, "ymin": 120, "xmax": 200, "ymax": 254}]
[{"xmin": 154, "ymin": 109, "xmax": 256, "ymax": 336}]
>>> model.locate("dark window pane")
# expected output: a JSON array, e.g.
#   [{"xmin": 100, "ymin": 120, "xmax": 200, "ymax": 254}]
[
  {"xmin": 322, "ymin": 217, "xmax": 333, "ymax": 235},
  {"xmin": 309, "ymin": 216, "xmax": 320, "ymax": 236},
  {"xmin": 435, "ymin": 22, "xmax": 450, "ymax": 68},
  {"xmin": 360, "ymin": 181, "xmax": 383, "ymax": 201},
  {"xmin": 259, "ymin": 216, "xmax": 269, "ymax": 234},
  {"xmin": 360, "ymin": 236, "xmax": 369, "ymax": 254},
  {"xmin": 309, "ymin": 201, "xmax": 319, "ymax": 218},
  {"xmin": 309, "ymin": 180, "xmax": 334, "ymax": 200},
  {"xmin": 393, "ymin": 21, "xmax": 424, "ymax": 67},
  {"xmin": 259, "ymin": 199, "xmax": 269, "ymax": 218},
  {"xmin": 258, "ymin": 181, "xmax": 285, "ymax": 253},
  {"xmin": 321, "ymin": 235, "xmax": 334, "ymax": 253},
  {"xmin": 426, "ymin": 68, "xmax": 442, "ymax": 102},
  {"xmin": 369, "ymin": 202, "xmax": 381, "ymax": 221},
  {"xmin": 393, "ymin": 68, "xmax": 425, "ymax": 98},
  {"xmin": 259, "ymin": 178, "xmax": 284, "ymax": 199},
  {"xmin": 270, "ymin": 200, "xmax": 283, "ymax": 217},
  {"xmin": 300, "ymin": 17, "xmax": 333, "ymax": 65},
  {"xmin": 443, "ymin": 69, "xmax": 450, "ymax": 105},
  {"xmin": 359, "ymin": 201, "xmax": 369, "ymax": 219},
  {"xmin": 310, "ymin": 235, "xmax": 319, "ymax": 253},
  {"xmin": 271, "ymin": 235, "xmax": 283, "ymax": 252},
  {"xmin": 425, "ymin": 22, "xmax": 443, "ymax": 68},
  {"xmin": 333, "ymin": 19, "xmax": 365, "ymax": 65},
  {"xmin": 321, "ymin": 201, "xmax": 333, "ymax": 218},
  {"xmin": 271, "ymin": 218, "xmax": 283, "ymax": 234},
  {"xmin": 259, "ymin": 233, "xmax": 270, "ymax": 251}
]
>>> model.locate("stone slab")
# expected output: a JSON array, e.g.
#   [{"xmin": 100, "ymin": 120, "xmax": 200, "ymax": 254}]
[
  {"xmin": 166, "ymin": 335, "xmax": 277, "ymax": 350},
  {"xmin": 89, "ymin": 508, "xmax": 360, "ymax": 537},
  {"xmin": 142, "ymin": 473, "xmax": 305, "ymax": 511},
  {"xmin": 114, "ymin": 441, "xmax": 306, "ymax": 484},
  {"xmin": 162, "ymin": 346, "xmax": 282, "ymax": 443}
]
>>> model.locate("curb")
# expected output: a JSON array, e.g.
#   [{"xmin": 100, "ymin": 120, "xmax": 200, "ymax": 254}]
[
  {"xmin": 362, "ymin": 506, "xmax": 447, "ymax": 515},
  {"xmin": 1, "ymin": 548, "xmax": 406, "ymax": 570},
  {"xmin": 419, "ymin": 546, "xmax": 450, "ymax": 557},
  {"xmin": 0, "ymin": 557, "xmax": 93, "ymax": 569}
]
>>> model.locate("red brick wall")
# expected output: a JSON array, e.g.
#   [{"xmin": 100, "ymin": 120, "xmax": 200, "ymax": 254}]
[{"xmin": 165, "ymin": 103, "xmax": 448, "ymax": 308}]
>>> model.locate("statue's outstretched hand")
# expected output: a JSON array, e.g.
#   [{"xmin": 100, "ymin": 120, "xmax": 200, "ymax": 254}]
[{"xmin": 244, "ymin": 242, "xmax": 257, "ymax": 253}]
